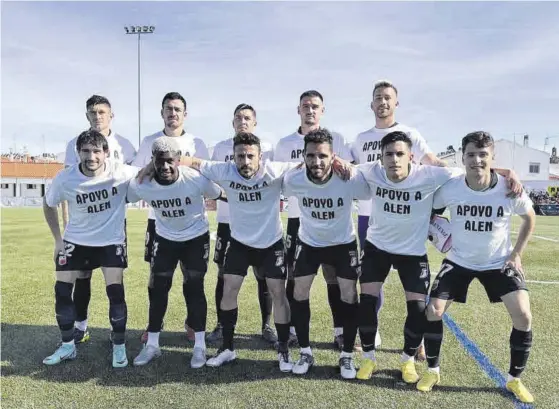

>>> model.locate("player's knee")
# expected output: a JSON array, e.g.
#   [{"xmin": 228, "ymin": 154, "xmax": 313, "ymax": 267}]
[
  {"xmin": 426, "ymin": 303, "xmax": 444, "ymax": 321},
  {"xmin": 183, "ymin": 271, "xmax": 205, "ymax": 294},
  {"xmin": 55, "ymin": 281, "xmax": 73, "ymax": 301},
  {"xmin": 152, "ymin": 275, "xmax": 173, "ymax": 299},
  {"xmin": 106, "ymin": 283, "xmax": 125, "ymax": 304},
  {"xmin": 76, "ymin": 270, "xmax": 92, "ymax": 280},
  {"xmin": 512, "ymin": 308, "xmax": 532, "ymax": 331},
  {"xmin": 340, "ymin": 288, "xmax": 357, "ymax": 304}
]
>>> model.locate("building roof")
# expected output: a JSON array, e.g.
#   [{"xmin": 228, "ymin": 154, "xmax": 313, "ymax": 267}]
[{"xmin": 0, "ymin": 162, "xmax": 63, "ymax": 178}]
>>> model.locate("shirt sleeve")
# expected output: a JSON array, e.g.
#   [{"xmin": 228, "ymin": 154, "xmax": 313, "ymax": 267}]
[
  {"xmin": 64, "ymin": 139, "xmax": 78, "ymax": 167},
  {"xmin": 198, "ymin": 160, "xmax": 230, "ymax": 181},
  {"xmin": 409, "ymin": 128, "xmax": 432, "ymax": 163},
  {"xmin": 269, "ymin": 161, "xmax": 299, "ymax": 177},
  {"xmin": 126, "ymin": 178, "xmax": 142, "ymax": 203},
  {"xmin": 194, "ymin": 138, "xmax": 210, "ymax": 160},
  {"xmin": 430, "ymin": 166, "xmax": 463, "ymax": 188},
  {"xmin": 512, "ymin": 191, "xmax": 534, "ymax": 216},
  {"xmin": 45, "ymin": 173, "xmax": 64, "ymax": 207},
  {"xmin": 200, "ymin": 176, "xmax": 222, "ymax": 199},
  {"xmin": 121, "ymin": 164, "xmax": 140, "ymax": 180},
  {"xmin": 123, "ymin": 138, "xmax": 137, "ymax": 165},
  {"xmin": 274, "ymin": 140, "xmax": 286, "ymax": 162},
  {"xmin": 351, "ymin": 170, "xmax": 372, "ymax": 200},
  {"xmin": 433, "ymin": 184, "xmax": 449, "ymax": 210},
  {"xmin": 350, "ymin": 139, "xmax": 360, "ymax": 164},
  {"xmin": 333, "ymin": 132, "xmax": 352, "ymax": 161},
  {"xmin": 131, "ymin": 137, "xmax": 151, "ymax": 167}
]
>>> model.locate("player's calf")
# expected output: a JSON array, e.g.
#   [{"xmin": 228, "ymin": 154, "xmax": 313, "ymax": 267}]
[{"xmin": 44, "ymin": 281, "xmax": 78, "ymax": 366}]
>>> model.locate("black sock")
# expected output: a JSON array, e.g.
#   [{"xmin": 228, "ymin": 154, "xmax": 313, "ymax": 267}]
[
  {"xmin": 424, "ymin": 319, "xmax": 443, "ymax": 368},
  {"xmin": 220, "ymin": 308, "xmax": 238, "ymax": 351},
  {"xmin": 215, "ymin": 275, "xmax": 224, "ymax": 324},
  {"xmin": 147, "ymin": 276, "xmax": 172, "ymax": 333},
  {"xmin": 358, "ymin": 294, "xmax": 378, "ymax": 352},
  {"xmin": 275, "ymin": 322, "xmax": 290, "ymax": 349},
  {"xmin": 403, "ymin": 300, "xmax": 426, "ymax": 357},
  {"xmin": 184, "ymin": 279, "xmax": 207, "ymax": 332},
  {"xmin": 341, "ymin": 301, "xmax": 359, "ymax": 353},
  {"xmin": 327, "ymin": 283, "xmax": 343, "ymax": 330},
  {"xmin": 286, "ymin": 279, "xmax": 295, "ymax": 327},
  {"xmin": 257, "ymin": 277, "xmax": 272, "ymax": 329},
  {"xmin": 509, "ymin": 328, "xmax": 532, "ymax": 377},
  {"xmin": 106, "ymin": 284, "xmax": 127, "ymax": 345},
  {"xmin": 292, "ymin": 299, "xmax": 311, "ymax": 348},
  {"xmin": 73, "ymin": 277, "xmax": 91, "ymax": 323},
  {"xmin": 55, "ymin": 281, "xmax": 76, "ymax": 342}
]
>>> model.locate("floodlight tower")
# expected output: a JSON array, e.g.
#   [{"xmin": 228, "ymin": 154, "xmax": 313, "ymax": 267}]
[{"xmin": 124, "ymin": 25, "xmax": 155, "ymax": 147}]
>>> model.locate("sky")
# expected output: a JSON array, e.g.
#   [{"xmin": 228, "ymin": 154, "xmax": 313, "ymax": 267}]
[{"xmin": 2, "ymin": 1, "xmax": 559, "ymax": 156}]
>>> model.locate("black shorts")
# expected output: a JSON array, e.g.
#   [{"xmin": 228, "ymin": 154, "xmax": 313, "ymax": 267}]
[
  {"xmin": 285, "ymin": 218, "xmax": 300, "ymax": 268},
  {"xmin": 151, "ymin": 232, "xmax": 210, "ymax": 275},
  {"xmin": 429, "ymin": 259, "xmax": 528, "ymax": 303},
  {"xmin": 293, "ymin": 238, "xmax": 360, "ymax": 280},
  {"xmin": 360, "ymin": 241, "xmax": 430, "ymax": 294},
  {"xmin": 144, "ymin": 219, "xmax": 156, "ymax": 262},
  {"xmin": 224, "ymin": 237, "xmax": 287, "ymax": 279},
  {"xmin": 213, "ymin": 222, "xmax": 231, "ymax": 266},
  {"xmin": 56, "ymin": 240, "xmax": 128, "ymax": 271}
]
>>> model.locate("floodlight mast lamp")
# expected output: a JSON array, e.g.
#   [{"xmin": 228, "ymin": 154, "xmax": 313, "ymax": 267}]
[{"xmin": 124, "ymin": 25, "xmax": 155, "ymax": 147}]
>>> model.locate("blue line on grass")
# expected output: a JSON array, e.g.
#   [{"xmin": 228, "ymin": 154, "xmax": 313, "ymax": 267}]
[{"xmin": 442, "ymin": 312, "xmax": 533, "ymax": 409}]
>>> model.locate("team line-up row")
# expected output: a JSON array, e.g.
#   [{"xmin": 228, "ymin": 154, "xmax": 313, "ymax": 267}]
[{"xmin": 44, "ymin": 84, "xmax": 535, "ymax": 403}]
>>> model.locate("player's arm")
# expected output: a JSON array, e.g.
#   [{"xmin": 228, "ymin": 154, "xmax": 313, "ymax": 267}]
[
  {"xmin": 492, "ymin": 168, "xmax": 523, "ymax": 198},
  {"xmin": 421, "ymin": 152, "xmax": 447, "ymax": 167},
  {"xmin": 43, "ymin": 197, "xmax": 64, "ymax": 260},
  {"xmin": 179, "ymin": 156, "xmax": 203, "ymax": 170},
  {"xmin": 61, "ymin": 141, "xmax": 78, "ymax": 229},
  {"xmin": 503, "ymin": 208, "xmax": 535, "ymax": 274}
]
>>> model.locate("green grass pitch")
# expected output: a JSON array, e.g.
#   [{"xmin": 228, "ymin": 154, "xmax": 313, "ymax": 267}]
[{"xmin": 1, "ymin": 208, "xmax": 557, "ymax": 408}]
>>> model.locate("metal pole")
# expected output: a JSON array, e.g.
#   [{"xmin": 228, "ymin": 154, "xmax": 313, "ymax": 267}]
[
  {"xmin": 125, "ymin": 25, "xmax": 154, "ymax": 148},
  {"xmin": 138, "ymin": 32, "xmax": 141, "ymax": 147}
]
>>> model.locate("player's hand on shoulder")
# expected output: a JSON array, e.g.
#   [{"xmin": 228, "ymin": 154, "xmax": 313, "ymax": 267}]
[
  {"xmin": 332, "ymin": 155, "xmax": 353, "ymax": 181},
  {"xmin": 137, "ymin": 162, "xmax": 155, "ymax": 183},
  {"xmin": 505, "ymin": 170, "xmax": 523, "ymax": 198}
]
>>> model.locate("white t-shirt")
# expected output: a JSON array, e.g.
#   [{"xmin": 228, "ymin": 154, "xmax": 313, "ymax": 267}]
[
  {"xmin": 64, "ymin": 130, "xmax": 137, "ymax": 166},
  {"xmin": 211, "ymin": 138, "xmax": 274, "ymax": 224},
  {"xmin": 45, "ymin": 162, "xmax": 138, "ymax": 246},
  {"xmin": 274, "ymin": 129, "xmax": 352, "ymax": 218},
  {"xmin": 433, "ymin": 174, "xmax": 533, "ymax": 270},
  {"xmin": 351, "ymin": 123, "xmax": 432, "ymax": 216},
  {"xmin": 283, "ymin": 168, "xmax": 371, "ymax": 247},
  {"xmin": 132, "ymin": 130, "xmax": 210, "ymax": 220},
  {"xmin": 199, "ymin": 160, "xmax": 294, "ymax": 248},
  {"xmin": 358, "ymin": 162, "xmax": 460, "ymax": 256},
  {"xmin": 127, "ymin": 166, "xmax": 221, "ymax": 242}
]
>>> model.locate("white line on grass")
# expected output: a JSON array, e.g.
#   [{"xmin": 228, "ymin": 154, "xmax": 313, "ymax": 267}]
[
  {"xmin": 511, "ymin": 231, "xmax": 559, "ymax": 243},
  {"xmin": 526, "ymin": 280, "xmax": 559, "ymax": 284}
]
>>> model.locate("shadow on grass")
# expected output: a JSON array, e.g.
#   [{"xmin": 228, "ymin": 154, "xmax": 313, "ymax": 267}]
[{"xmin": 0, "ymin": 322, "xmax": 517, "ymax": 399}]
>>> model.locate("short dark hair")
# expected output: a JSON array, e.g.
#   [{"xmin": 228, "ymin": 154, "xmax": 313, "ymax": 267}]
[
  {"xmin": 76, "ymin": 130, "xmax": 109, "ymax": 152},
  {"xmin": 233, "ymin": 132, "xmax": 261, "ymax": 151},
  {"xmin": 162, "ymin": 92, "xmax": 187, "ymax": 110},
  {"xmin": 304, "ymin": 128, "xmax": 333, "ymax": 150},
  {"xmin": 299, "ymin": 90, "xmax": 323, "ymax": 103},
  {"xmin": 233, "ymin": 103, "xmax": 256, "ymax": 117},
  {"xmin": 86, "ymin": 95, "xmax": 111, "ymax": 110},
  {"xmin": 461, "ymin": 131, "xmax": 494, "ymax": 152},
  {"xmin": 380, "ymin": 131, "xmax": 412, "ymax": 151},
  {"xmin": 373, "ymin": 80, "xmax": 398, "ymax": 96}
]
